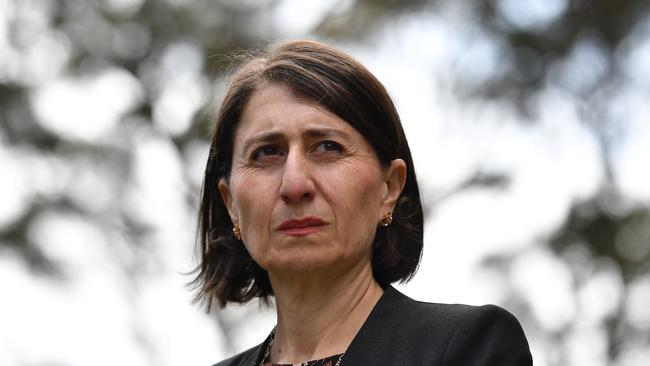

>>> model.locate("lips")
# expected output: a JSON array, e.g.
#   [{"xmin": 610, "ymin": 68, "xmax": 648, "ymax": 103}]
[{"xmin": 277, "ymin": 217, "xmax": 327, "ymax": 237}]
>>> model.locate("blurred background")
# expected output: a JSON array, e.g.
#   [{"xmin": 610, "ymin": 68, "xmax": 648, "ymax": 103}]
[{"xmin": 1, "ymin": 0, "xmax": 649, "ymax": 365}]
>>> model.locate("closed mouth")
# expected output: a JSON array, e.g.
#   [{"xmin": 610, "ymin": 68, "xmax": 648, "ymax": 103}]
[{"xmin": 277, "ymin": 217, "xmax": 327, "ymax": 236}]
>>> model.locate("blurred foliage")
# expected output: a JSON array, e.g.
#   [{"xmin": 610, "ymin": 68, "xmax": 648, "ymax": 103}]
[
  {"xmin": 552, "ymin": 194, "xmax": 650, "ymax": 281},
  {"xmin": 1, "ymin": 0, "xmax": 649, "ymax": 364},
  {"xmin": 477, "ymin": 0, "xmax": 650, "ymax": 100}
]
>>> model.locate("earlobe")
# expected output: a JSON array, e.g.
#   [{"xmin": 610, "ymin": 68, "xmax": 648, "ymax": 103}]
[{"xmin": 218, "ymin": 178, "xmax": 238, "ymax": 225}]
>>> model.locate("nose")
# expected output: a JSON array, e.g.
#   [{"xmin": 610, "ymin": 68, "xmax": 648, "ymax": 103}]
[{"xmin": 279, "ymin": 151, "xmax": 315, "ymax": 204}]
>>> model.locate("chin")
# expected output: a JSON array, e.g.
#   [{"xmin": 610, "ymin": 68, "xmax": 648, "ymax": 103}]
[{"xmin": 262, "ymin": 249, "xmax": 342, "ymax": 274}]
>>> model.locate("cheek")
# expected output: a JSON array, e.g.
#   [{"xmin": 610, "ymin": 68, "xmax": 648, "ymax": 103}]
[
  {"xmin": 328, "ymin": 166, "xmax": 384, "ymax": 230},
  {"xmin": 351, "ymin": 166, "xmax": 384, "ymax": 205},
  {"xmin": 231, "ymin": 175, "xmax": 276, "ymax": 236}
]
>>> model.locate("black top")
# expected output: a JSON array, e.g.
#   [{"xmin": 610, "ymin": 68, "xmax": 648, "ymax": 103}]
[{"xmin": 214, "ymin": 286, "xmax": 533, "ymax": 366}]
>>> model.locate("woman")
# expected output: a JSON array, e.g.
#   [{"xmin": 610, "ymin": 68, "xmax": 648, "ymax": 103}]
[{"xmin": 193, "ymin": 40, "xmax": 532, "ymax": 366}]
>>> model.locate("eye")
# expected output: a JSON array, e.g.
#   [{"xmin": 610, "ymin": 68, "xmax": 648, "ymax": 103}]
[
  {"xmin": 251, "ymin": 145, "xmax": 283, "ymax": 161},
  {"xmin": 313, "ymin": 140, "xmax": 343, "ymax": 154}
]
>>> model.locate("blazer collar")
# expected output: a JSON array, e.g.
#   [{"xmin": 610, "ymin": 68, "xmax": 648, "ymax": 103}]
[
  {"xmin": 251, "ymin": 285, "xmax": 409, "ymax": 366},
  {"xmin": 338, "ymin": 285, "xmax": 410, "ymax": 365}
]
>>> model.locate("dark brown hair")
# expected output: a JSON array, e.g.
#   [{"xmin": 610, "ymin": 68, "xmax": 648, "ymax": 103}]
[{"xmin": 192, "ymin": 40, "xmax": 423, "ymax": 310}]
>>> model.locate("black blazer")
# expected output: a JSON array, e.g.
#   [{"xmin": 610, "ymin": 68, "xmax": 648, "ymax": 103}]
[{"xmin": 214, "ymin": 286, "xmax": 533, "ymax": 365}]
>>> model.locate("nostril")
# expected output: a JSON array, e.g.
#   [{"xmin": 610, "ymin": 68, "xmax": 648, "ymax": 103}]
[{"xmin": 279, "ymin": 176, "xmax": 316, "ymax": 204}]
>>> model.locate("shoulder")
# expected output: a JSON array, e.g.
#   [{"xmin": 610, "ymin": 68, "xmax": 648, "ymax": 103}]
[
  {"xmin": 415, "ymin": 300, "xmax": 527, "ymax": 338},
  {"xmin": 438, "ymin": 302, "xmax": 533, "ymax": 365},
  {"xmin": 403, "ymin": 290, "xmax": 533, "ymax": 365},
  {"xmin": 372, "ymin": 286, "xmax": 523, "ymax": 332},
  {"xmin": 211, "ymin": 343, "xmax": 263, "ymax": 366},
  {"xmin": 382, "ymin": 286, "xmax": 527, "ymax": 332},
  {"xmin": 344, "ymin": 286, "xmax": 532, "ymax": 365}
]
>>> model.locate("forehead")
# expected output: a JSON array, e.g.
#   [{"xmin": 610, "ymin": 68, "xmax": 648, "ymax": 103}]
[{"xmin": 235, "ymin": 84, "xmax": 362, "ymax": 142}]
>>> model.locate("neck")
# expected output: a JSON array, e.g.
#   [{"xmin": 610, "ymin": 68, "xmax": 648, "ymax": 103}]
[{"xmin": 267, "ymin": 261, "xmax": 383, "ymax": 364}]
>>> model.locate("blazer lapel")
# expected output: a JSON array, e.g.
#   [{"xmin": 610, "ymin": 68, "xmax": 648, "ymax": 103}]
[{"xmin": 339, "ymin": 285, "xmax": 410, "ymax": 365}]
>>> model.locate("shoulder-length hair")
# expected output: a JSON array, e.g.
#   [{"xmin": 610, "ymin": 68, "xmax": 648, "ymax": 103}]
[{"xmin": 192, "ymin": 40, "xmax": 423, "ymax": 311}]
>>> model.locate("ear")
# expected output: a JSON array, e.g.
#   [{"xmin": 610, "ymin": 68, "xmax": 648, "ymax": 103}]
[
  {"xmin": 380, "ymin": 159, "xmax": 407, "ymax": 214},
  {"xmin": 218, "ymin": 178, "xmax": 238, "ymax": 225}
]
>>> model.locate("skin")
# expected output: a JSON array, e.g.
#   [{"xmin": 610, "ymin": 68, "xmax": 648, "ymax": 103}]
[{"xmin": 219, "ymin": 83, "xmax": 406, "ymax": 364}]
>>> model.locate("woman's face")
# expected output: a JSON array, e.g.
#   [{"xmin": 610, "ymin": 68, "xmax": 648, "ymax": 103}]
[{"xmin": 219, "ymin": 84, "xmax": 405, "ymax": 276}]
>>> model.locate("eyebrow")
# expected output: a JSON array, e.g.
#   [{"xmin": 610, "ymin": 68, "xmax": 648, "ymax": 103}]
[
  {"xmin": 241, "ymin": 128, "xmax": 354, "ymax": 154},
  {"xmin": 304, "ymin": 128, "xmax": 353, "ymax": 141}
]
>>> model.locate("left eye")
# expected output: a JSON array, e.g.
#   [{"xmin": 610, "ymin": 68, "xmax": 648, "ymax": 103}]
[{"xmin": 314, "ymin": 140, "xmax": 343, "ymax": 154}]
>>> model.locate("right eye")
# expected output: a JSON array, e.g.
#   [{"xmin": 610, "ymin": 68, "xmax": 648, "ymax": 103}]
[{"xmin": 251, "ymin": 145, "xmax": 283, "ymax": 161}]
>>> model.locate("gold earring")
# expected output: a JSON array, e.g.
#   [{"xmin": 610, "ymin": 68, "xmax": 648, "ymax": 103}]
[
  {"xmin": 233, "ymin": 225, "xmax": 242, "ymax": 240},
  {"xmin": 379, "ymin": 212, "xmax": 393, "ymax": 227}
]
